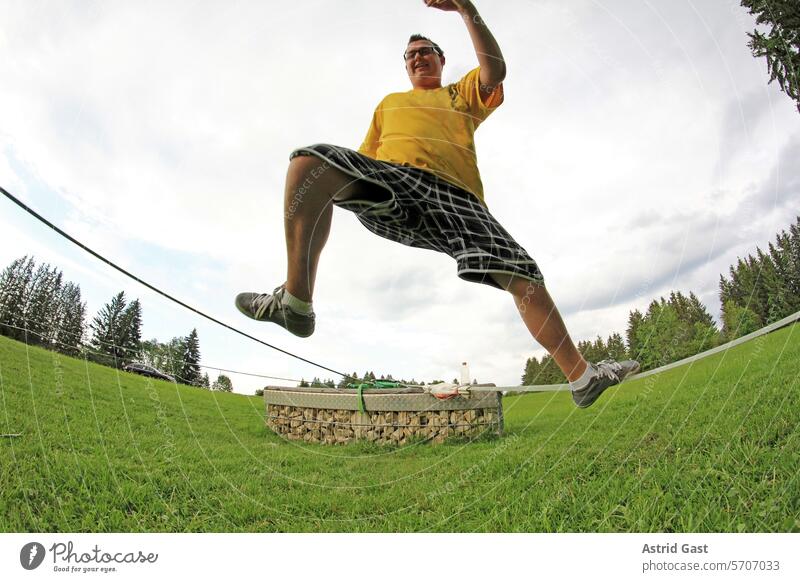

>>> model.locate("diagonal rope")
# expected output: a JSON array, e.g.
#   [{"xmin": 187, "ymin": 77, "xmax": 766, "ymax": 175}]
[{"xmin": 0, "ymin": 185, "xmax": 348, "ymax": 378}]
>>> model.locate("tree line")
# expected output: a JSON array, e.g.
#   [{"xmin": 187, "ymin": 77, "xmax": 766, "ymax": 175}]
[
  {"xmin": 298, "ymin": 372, "xmax": 477, "ymax": 389},
  {"xmin": 0, "ymin": 257, "xmax": 86, "ymax": 356},
  {"xmin": 522, "ymin": 216, "xmax": 800, "ymax": 385},
  {"xmin": 0, "ymin": 256, "xmax": 232, "ymax": 391},
  {"xmin": 294, "ymin": 372, "xmax": 425, "ymax": 389}
]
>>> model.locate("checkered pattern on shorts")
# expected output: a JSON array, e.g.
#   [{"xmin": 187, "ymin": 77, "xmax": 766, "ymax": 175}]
[{"xmin": 290, "ymin": 143, "xmax": 545, "ymax": 290}]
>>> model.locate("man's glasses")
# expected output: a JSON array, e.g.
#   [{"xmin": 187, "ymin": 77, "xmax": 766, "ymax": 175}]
[{"xmin": 403, "ymin": 46, "xmax": 440, "ymax": 61}]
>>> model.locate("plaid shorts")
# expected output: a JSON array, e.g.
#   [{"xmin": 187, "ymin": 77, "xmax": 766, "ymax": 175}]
[{"xmin": 290, "ymin": 144, "xmax": 545, "ymax": 290}]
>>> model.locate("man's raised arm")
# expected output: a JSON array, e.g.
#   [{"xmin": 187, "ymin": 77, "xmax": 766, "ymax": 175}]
[{"xmin": 425, "ymin": 0, "xmax": 506, "ymax": 98}]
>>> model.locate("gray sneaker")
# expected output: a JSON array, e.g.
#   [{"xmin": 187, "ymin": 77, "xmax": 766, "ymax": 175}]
[
  {"xmin": 571, "ymin": 359, "xmax": 640, "ymax": 409},
  {"xmin": 235, "ymin": 285, "xmax": 315, "ymax": 338}
]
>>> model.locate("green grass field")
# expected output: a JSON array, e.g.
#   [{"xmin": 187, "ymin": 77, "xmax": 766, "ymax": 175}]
[{"xmin": 1, "ymin": 325, "xmax": 798, "ymax": 532}]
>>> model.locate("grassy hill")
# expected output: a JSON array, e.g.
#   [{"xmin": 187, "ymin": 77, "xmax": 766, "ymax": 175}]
[{"xmin": 1, "ymin": 325, "xmax": 798, "ymax": 532}]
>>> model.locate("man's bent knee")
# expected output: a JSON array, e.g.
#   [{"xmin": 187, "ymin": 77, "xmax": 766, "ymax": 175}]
[
  {"xmin": 491, "ymin": 272, "xmax": 524, "ymax": 290},
  {"xmin": 287, "ymin": 154, "xmax": 365, "ymax": 202},
  {"xmin": 287, "ymin": 155, "xmax": 330, "ymax": 188},
  {"xmin": 492, "ymin": 273, "xmax": 545, "ymax": 296}
]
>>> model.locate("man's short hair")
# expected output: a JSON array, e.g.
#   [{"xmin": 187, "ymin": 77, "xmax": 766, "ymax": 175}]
[{"xmin": 408, "ymin": 34, "xmax": 444, "ymax": 58}]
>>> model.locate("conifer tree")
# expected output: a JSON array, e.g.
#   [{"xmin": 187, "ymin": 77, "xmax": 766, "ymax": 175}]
[
  {"xmin": 605, "ymin": 333, "xmax": 628, "ymax": 360},
  {"xmin": 631, "ymin": 293, "xmax": 720, "ymax": 371},
  {"xmin": 522, "ymin": 355, "xmax": 564, "ymax": 385},
  {"xmin": 669, "ymin": 291, "xmax": 715, "ymax": 328},
  {"xmin": 0, "ymin": 256, "xmax": 36, "ymax": 341},
  {"xmin": 117, "ymin": 299, "xmax": 143, "ymax": 363},
  {"xmin": 538, "ymin": 354, "xmax": 566, "ymax": 384},
  {"xmin": 54, "ymin": 282, "xmax": 86, "ymax": 355},
  {"xmin": 634, "ymin": 299, "xmax": 682, "ymax": 370},
  {"xmin": 91, "ymin": 291, "xmax": 129, "ymax": 366},
  {"xmin": 581, "ymin": 336, "xmax": 609, "ymax": 363},
  {"xmin": 576, "ymin": 340, "xmax": 592, "ymax": 363},
  {"xmin": 766, "ymin": 220, "xmax": 800, "ymax": 316},
  {"xmin": 521, "ymin": 356, "xmax": 537, "ymax": 384},
  {"xmin": 89, "ymin": 292, "xmax": 142, "ymax": 367},
  {"xmin": 180, "ymin": 328, "xmax": 202, "ymax": 386},
  {"xmin": 719, "ymin": 256, "xmax": 768, "ymax": 325},
  {"xmin": 721, "ymin": 299, "xmax": 761, "ymax": 340},
  {"xmin": 24, "ymin": 263, "xmax": 63, "ymax": 347},
  {"xmin": 741, "ymin": 0, "xmax": 800, "ymax": 113},
  {"xmin": 626, "ymin": 309, "xmax": 644, "ymax": 361}
]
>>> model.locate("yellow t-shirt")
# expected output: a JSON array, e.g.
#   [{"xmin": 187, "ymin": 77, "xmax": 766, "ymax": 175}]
[{"xmin": 358, "ymin": 67, "xmax": 503, "ymax": 204}]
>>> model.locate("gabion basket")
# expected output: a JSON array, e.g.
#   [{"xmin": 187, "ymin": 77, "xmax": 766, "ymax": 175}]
[{"xmin": 263, "ymin": 384, "xmax": 503, "ymax": 445}]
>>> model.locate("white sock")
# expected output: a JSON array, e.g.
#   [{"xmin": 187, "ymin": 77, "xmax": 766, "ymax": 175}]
[
  {"xmin": 570, "ymin": 363, "xmax": 595, "ymax": 391},
  {"xmin": 282, "ymin": 289, "xmax": 313, "ymax": 314}
]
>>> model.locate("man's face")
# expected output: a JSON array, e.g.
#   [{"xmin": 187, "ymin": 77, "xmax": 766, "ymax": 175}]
[{"xmin": 405, "ymin": 40, "xmax": 445, "ymax": 89}]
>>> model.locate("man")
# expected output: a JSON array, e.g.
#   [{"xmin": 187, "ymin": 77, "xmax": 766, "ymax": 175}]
[{"xmin": 236, "ymin": 0, "xmax": 639, "ymax": 408}]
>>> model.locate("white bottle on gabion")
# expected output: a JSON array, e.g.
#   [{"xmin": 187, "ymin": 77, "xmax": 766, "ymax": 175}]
[{"xmin": 460, "ymin": 362, "xmax": 470, "ymax": 386}]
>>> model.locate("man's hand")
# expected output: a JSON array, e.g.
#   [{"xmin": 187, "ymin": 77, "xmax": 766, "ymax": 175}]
[
  {"xmin": 423, "ymin": 0, "xmax": 472, "ymax": 14},
  {"xmin": 423, "ymin": 0, "xmax": 506, "ymax": 95}
]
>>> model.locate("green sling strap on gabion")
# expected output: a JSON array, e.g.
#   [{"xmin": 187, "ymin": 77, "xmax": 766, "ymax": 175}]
[{"xmin": 348, "ymin": 380, "xmax": 402, "ymax": 412}]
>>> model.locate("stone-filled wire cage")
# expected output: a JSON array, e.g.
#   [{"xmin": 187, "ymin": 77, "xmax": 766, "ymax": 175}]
[{"xmin": 263, "ymin": 384, "xmax": 504, "ymax": 445}]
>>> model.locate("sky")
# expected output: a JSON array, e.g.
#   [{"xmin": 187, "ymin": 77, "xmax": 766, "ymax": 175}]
[{"xmin": 1, "ymin": 0, "xmax": 798, "ymax": 395}]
